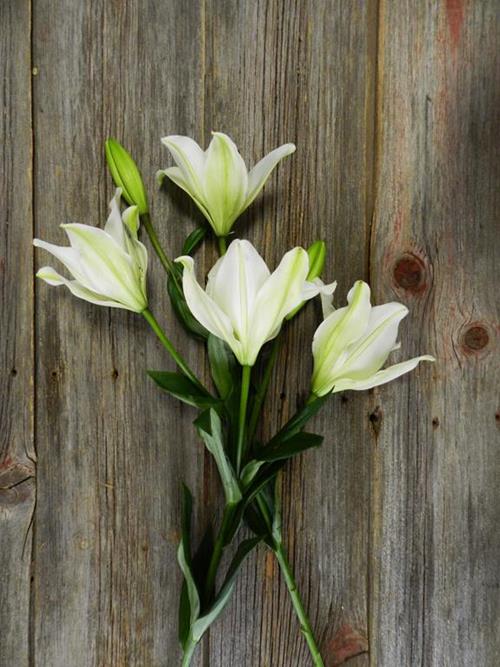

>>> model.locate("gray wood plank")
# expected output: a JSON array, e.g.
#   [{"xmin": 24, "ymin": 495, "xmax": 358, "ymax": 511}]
[
  {"xmin": 0, "ymin": 2, "xmax": 35, "ymax": 666},
  {"xmin": 32, "ymin": 2, "xmax": 204, "ymax": 665},
  {"xmin": 202, "ymin": 1, "xmax": 376, "ymax": 664},
  {"xmin": 369, "ymin": 1, "xmax": 500, "ymax": 665}
]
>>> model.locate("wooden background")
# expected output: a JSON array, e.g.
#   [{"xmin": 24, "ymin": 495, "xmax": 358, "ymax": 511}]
[{"xmin": 1, "ymin": 1, "xmax": 499, "ymax": 665}]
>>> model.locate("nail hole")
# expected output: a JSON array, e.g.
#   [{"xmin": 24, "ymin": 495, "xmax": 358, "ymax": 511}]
[
  {"xmin": 280, "ymin": 392, "xmax": 286, "ymax": 400},
  {"xmin": 112, "ymin": 369, "xmax": 119, "ymax": 379},
  {"xmin": 11, "ymin": 368, "xmax": 17, "ymax": 377},
  {"xmin": 432, "ymin": 417, "xmax": 440, "ymax": 428},
  {"xmin": 340, "ymin": 394, "xmax": 348, "ymax": 404},
  {"xmin": 51, "ymin": 370, "xmax": 58, "ymax": 379}
]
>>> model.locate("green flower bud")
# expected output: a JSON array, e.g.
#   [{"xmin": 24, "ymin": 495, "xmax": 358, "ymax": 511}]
[
  {"xmin": 105, "ymin": 138, "xmax": 149, "ymax": 215},
  {"xmin": 306, "ymin": 240, "xmax": 326, "ymax": 281}
]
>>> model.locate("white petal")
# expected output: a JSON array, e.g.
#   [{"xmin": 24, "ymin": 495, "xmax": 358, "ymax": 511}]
[
  {"xmin": 245, "ymin": 143, "xmax": 296, "ymax": 206},
  {"xmin": 333, "ymin": 302, "xmax": 408, "ymax": 380},
  {"xmin": 332, "ymin": 355, "xmax": 435, "ymax": 392},
  {"xmin": 206, "ymin": 239, "xmax": 270, "ymax": 340},
  {"xmin": 161, "ymin": 135, "xmax": 206, "ymax": 199},
  {"xmin": 36, "ymin": 267, "xmax": 131, "ymax": 310},
  {"xmin": 175, "ymin": 255, "xmax": 242, "ymax": 361},
  {"xmin": 103, "ymin": 189, "xmax": 126, "ymax": 247},
  {"xmin": 248, "ymin": 247, "xmax": 310, "ymax": 364},
  {"xmin": 33, "ymin": 237, "xmax": 87, "ymax": 284},
  {"xmin": 158, "ymin": 166, "xmax": 214, "ymax": 224},
  {"xmin": 61, "ymin": 224, "xmax": 146, "ymax": 309},
  {"xmin": 314, "ymin": 277, "xmax": 337, "ymax": 317},
  {"xmin": 202, "ymin": 132, "xmax": 249, "ymax": 235}
]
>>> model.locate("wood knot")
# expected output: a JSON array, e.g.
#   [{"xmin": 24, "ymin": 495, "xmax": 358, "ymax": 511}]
[
  {"xmin": 369, "ymin": 406, "xmax": 383, "ymax": 436},
  {"xmin": 462, "ymin": 325, "xmax": 489, "ymax": 352},
  {"xmin": 393, "ymin": 253, "xmax": 427, "ymax": 294}
]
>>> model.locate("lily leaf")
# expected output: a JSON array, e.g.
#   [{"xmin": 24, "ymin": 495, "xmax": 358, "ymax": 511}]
[
  {"xmin": 207, "ymin": 335, "xmax": 238, "ymax": 400},
  {"xmin": 148, "ymin": 370, "xmax": 218, "ymax": 410},
  {"xmin": 190, "ymin": 537, "xmax": 261, "ymax": 642},
  {"xmin": 182, "ymin": 226, "xmax": 208, "ymax": 255},
  {"xmin": 177, "ymin": 485, "xmax": 200, "ymax": 648},
  {"xmin": 254, "ymin": 431, "xmax": 324, "ymax": 462},
  {"xmin": 267, "ymin": 394, "xmax": 329, "ymax": 446},
  {"xmin": 195, "ymin": 409, "xmax": 242, "ymax": 505}
]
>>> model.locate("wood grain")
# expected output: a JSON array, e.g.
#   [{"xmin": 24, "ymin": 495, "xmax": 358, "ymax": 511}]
[
  {"xmin": 0, "ymin": 2, "xmax": 35, "ymax": 666},
  {"xmin": 1, "ymin": 0, "xmax": 498, "ymax": 665},
  {"xmin": 369, "ymin": 1, "xmax": 500, "ymax": 665}
]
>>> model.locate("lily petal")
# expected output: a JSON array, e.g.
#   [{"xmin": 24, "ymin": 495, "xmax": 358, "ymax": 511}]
[
  {"xmin": 206, "ymin": 239, "xmax": 269, "ymax": 341},
  {"xmin": 161, "ymin": 135, "xmax": 206, "ymax": 200},
  {"xmin": 246, "ymin": 143, "xmax": 296, "ymax": 206},
  {"xmin": 249, "ymin": 247, "xmax": 310, "ymax": 364},
  {"xmin": 332, "ymin": 355, "xmax": 435, "ymax": 392},
  {"xmin": 104, "ymin": 189, "xmax": 127, "ymax": 247},
  {"xmin": 33, "ymin": 238, "xmax": 87, "ymax": 284},
  {"xmin": 176, "ymin": 255, "xmax": 242, "ymax": 361},
  {"xmin": 202, "ymin": 132, "xmax": 248, "ymax": 235},
  {"xmin": 157, "ymin": 166, "xmax": 214, "ymax": 223},
  {"xmin": 36, "ymin": 267, "xmax": 129, "ymax": 309}
]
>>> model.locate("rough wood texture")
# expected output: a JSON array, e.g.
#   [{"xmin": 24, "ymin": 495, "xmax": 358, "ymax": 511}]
[
  {"xmin": 0, "ymin": 2, "xmax": 35, "ymax": 666},
  {"xmin": 1, "ymin": 0, "xmax": 498, "ymax": 665}
]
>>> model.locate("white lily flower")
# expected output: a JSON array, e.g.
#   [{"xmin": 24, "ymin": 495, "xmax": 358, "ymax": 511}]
[
  {"xmin": 33, "ymin": 189, "xmax": 148, "ymax": 313},
  {"xmin": 176, "ymin": 239, "xmax": 323, "ymax": 366},
  {"xmin": 311, "ymin": 280, "xmax": 434, "ymax": 396},
  {"xmin": 158, "ymin": 132, "xmax": 296, "ymax": 237}
]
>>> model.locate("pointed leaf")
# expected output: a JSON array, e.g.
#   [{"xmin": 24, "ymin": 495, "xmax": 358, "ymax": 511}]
[
  {"xmin": 254, "ymin": 431, "xmax": 324, "ymax": 462},
  {"xmin": 268, "ymin": 394, "xmax": 329, "ymax": 447},
  {"xmin": 190, "ymin": 537, "xmax": 261, "ymax": 642},
  {"xmin": 182, "ymin": 226, "xmax": 208, "ymax": 255},
  {"xmin": 177, "ymin": 485, "xmax": 200, "ymax": 646},
  {"xmin": 207, "ymin": 334, "xmax": 238, "ymax": 399},
  {"xmin": 148, "ymin": 370, "xmax": 218, "ymax": 409},
  {"xmin": 195, "ymin": 409, "xmax": 242, "ymax": 505}
]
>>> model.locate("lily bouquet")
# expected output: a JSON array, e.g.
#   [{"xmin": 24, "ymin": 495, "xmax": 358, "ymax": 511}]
[{"xmin": 34, "ymin": 132, "xmax": 433, "ymax": 666}]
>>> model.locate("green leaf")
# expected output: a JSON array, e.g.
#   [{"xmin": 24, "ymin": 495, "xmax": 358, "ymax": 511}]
[
  {"xmin": 195, "ymin": 409, "xmax": 242, "ymax": 505},
  {"xmin": 148, "ymin": 370, "xmax": 218, "ymax": 409},
  {"xmin": 240, "ymin": 459, "xmax": 265, "ymax": 489},
  {"xmin": 268, "ymin": 394, "xmax": 329, "ymax": 447},
  {"xmin": 254, "ymin": 431, "xmax": 324, "ymax": 462},
  {"xmin": 182, "ymin": 226, "xmax": 208, "ymax": 255},
  {"xmin": 207, "ymin": 335, "xmax": 238, "ymax": 399},
  {"xmin": 177, "ymin": 485, "xmax": 200, "ymax": 648},
  {"xmin": 167, "ymin": 269, "xmax": 208, "ymax": 340},
  {"xmin": 190, "ymin": 537, "xmax": 261, "ymax": 642}
]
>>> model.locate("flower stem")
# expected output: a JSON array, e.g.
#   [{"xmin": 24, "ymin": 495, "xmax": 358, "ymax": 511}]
[
  {"xmin": 142, "ymin": 308, "xmax": 204, "ymax": 391},
  {"xmin": 141, "ymin": 213, "xmax": 174, "ymax": 274},
  {"xmin": 181, "ymin": 636, "xmax": 198, "ymax": 667},
  {"xmin": 218, "ymin": 235, "xmax": 228, "ymax": 256},
  {"xmin": 248, "ymin": 336, "xmax": 280, "ymax": 441},
  {"xmin": 236, "ymin": 365, "xmax": 252, "ymax": 474},
  {"xmin": 274, "ymin": 544, "xmax": 325, "ymax": 667}
]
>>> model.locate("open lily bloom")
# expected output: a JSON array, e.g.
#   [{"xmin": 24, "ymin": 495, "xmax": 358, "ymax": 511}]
[
  {"xmin": 158, "ymin": 132, "xmax": 296, "ymax": 237},
  {"xmin": 311, "ymin": 280, "xmax": 434, "ymax": 396},
  {"xmin": 34, "ymin": 189, "xmax": 148, "ymax": 313},
  {"xmin": 176, "ymin": 239, "xmax": 325, "ymax": 366}
]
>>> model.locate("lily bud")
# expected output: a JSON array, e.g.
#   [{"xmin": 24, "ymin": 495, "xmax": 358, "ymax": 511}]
[
  {"xmin": 105, "ymin": 138, "xmax": 149, "ymax": 215},
  {"xmin": 311, "ymin": 280, "xmax": 434, "ymax": 396},
  {"xmin": 33, "ymin": 189, "xmax": 148, "ymax": 313},
  {"xmin": 175, "ymin": 239, "xmax": 321, "ymax": 366},
  {"xmin": 306, "ymin": 240, "xmax": 326, "ymax": 282},
  {"xmin": 158, "ymin": 132, "xmax": 296, "ymax": 237}
]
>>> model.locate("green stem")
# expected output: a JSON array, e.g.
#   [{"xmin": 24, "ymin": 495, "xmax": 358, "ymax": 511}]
[
  {"xmin": 274, "ymin": 544, "xmax": 325, "ymax": 667},
  {"xmin": 248, "ymin": 336, "xmax": 281, "ymax": 442},
  {"xmin": 204, "ymin": 504, "xmax": 235, "ymax": 605},
  {"xmin": 142, "ymin": 308, "xmax": 204, "ymax": 390},
  {"xmin": 217, "ymin": 235, "xmax": 228, "ymax": 255},
  {"xmin": 236, "ymin": 365, "xmax": 252, "ymax": 474},
  {"xmin": 181, "ymin": 635, "xmax": 198, "ymax": 667},
  {"xmin": 141, "ymin": 213, "xmax": 174, "ymax": 274}
]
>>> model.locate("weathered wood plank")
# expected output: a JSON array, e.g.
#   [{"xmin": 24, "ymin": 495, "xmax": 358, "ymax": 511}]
[
  {"xmin": 0, "ymin": 2, "xmax": 35, "ymax": 666},
  {"xmin": 32, "ymin": 2, "xmax": 204, "ymax": 665},
  {"xmin": 369, "ymin": 1, "xmax": 500, "ymax": 665},
  {"xmin": 202, "ymin": 1, "xmax": 377, "ymax": 664}
]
